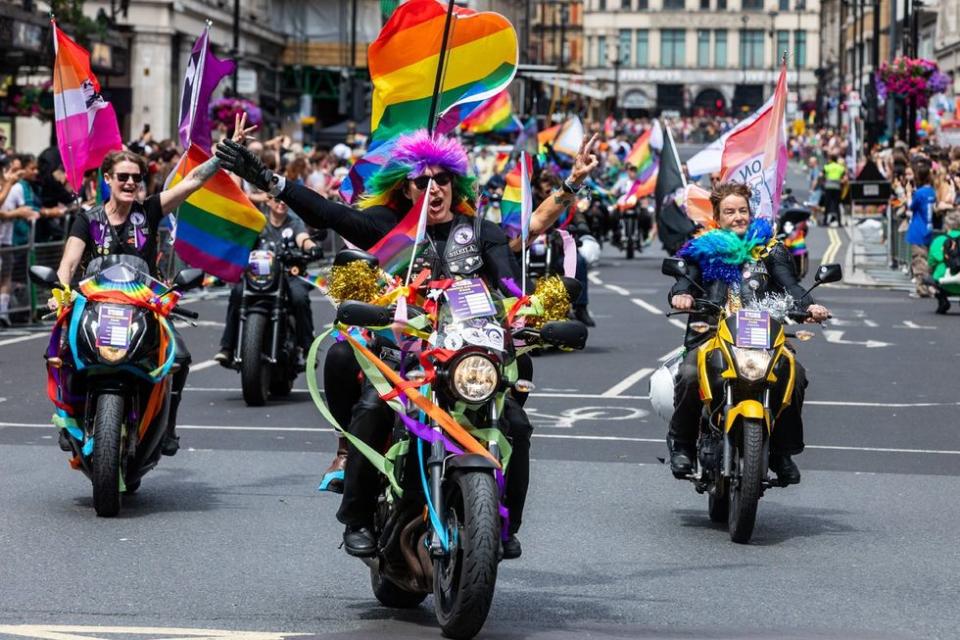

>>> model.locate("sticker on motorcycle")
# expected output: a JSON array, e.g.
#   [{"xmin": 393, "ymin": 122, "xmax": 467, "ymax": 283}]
[
  {"xmin": 460, "ymin": 321, "xmax": 505, "ymax": 351},
  {"xmin": 445, "ymin": 278, "xmax": 496, "ymax": 321},
  {"xmin": 97, "ymin": 305, "xmax": 133, "ymax": 348},
  {"xmin": 736, "ymin": 309, "xmax": 771, "ymax": 349},
  {"xmin": 248, "ymin": 250, "xmax": 274, "ymax": 276}
]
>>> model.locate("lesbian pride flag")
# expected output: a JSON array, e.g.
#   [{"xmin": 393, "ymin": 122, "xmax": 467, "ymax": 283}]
[
  {"xmin": 52, "ymin": 21, "xmax": 122, "ymax": 191},
  {"xmin": 168, "ymin": 145, "xmax": 266, "ymax": 282}
]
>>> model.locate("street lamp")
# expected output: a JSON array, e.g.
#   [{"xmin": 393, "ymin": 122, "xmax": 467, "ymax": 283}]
[
  {"xmin": 768, "ymin": 10, "xmax": 779, "ymax": 74},
  {"xmin": 741, "ymin": 14, "xmax": 749, "ymax": 87},
  {"xmin": 608, "ymin": 42, "xmax": 622, "ymax": 118}
]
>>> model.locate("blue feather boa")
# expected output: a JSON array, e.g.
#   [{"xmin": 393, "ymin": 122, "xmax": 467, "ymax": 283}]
[{"xmin": 676, "ymin": 218, "xmax": 774, "ymax": 284}]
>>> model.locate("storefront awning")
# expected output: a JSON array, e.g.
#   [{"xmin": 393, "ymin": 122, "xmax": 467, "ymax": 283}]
[{"xmin": 519, "ymin": 72, "xmax": 614, "ymax": 101}]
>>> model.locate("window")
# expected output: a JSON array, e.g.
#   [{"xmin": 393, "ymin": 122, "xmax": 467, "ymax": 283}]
[
  {"xmin": 637, "ymin": 0, "xmax": 648, "ymax": 7},
  {"xmin": 663, "ymin": 0, "xmax": 685, "ymax": 9},
  {"xmin": 660, "ymin": 29, "xmax": 686, "ymax": 67},
  {"xmin": 598, "ymin": 0, "xmax": 606, "ymax": 9},
  {"xmin": 619, "ymin": 29, "xmax": 632, "ymax": 65},
  {"xmin": 779, "ymin": 0, "xmax": 789, "ymax": 9},
  {"xmin": 636, "ymin": 29, "xmax": 649, "ymax": 66},
  {"xmin": 714, "ymin": 29, "xmax": 727, "ymax": 67},
  {"xmin": 776, "ymin": 30, "xmax": 789, "ymax": 65},
  {"xmin": 697, "ymin": 29, "xmax": 710, "ymax": 67},
  {"xmin": 622, "ymin": 0, "xmax": 632, "ymax": 8},
  {"xmin": 717, "ymin": 0, "xmax": 726, "ymax": 8},
  {"xmin": 794, "ymin": 30, "xmax": 806, "ymax": 67},
  {"xmin": 598, "ymin": 35, "xmax": 607, "ymax": 65},
  {"xmin": 739, "ymin": 29, "xmax": 764, "ymax": 68},
  {"xmin": 700, "ymin": 0, "xmax": 710, "ymax": 8},
  {"xmin": 741, "ymin": 0, "xmax": 762, "ymax": 9}
]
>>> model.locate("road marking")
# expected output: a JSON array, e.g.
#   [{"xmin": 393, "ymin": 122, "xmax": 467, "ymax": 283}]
[
  {"xmin": 822, "ymin": 329, "xmax": 891, "ymax": 348},
  {"xmin": 190, "ymin": 359, "xmax": 220, "ymax": 372},
  {"xmin": 821, "ymin": 227, "xmax": 843, "ymax": 266},
  {"xmin": 174, "ymin": 319, "xmax": 226, "ymax": 328},
  {"xmin": 630, "ymin": 297, "xmax": 662, "ymax": 315},
  {"xmin": 605, "ymin": 284, "xmax": 631, "ymax": 296},
  {"xmin": 180, "ymin": 386, "xmax": 653, "ymax": 401},
  {"xmin": 0, "ymin": 333, "xmax": 47, "ymax": 347},
  {"xmin": 901, "ymin": 320, "xmax": 936, "ymax": 330},
  {"xmin": 588, "ymin": 271, "xmax": 603, "ymax": 285},
  {"xmin": 527, "ymin": 405, "xmax": 648, "ymax": 428},
  {"xmin": 601, "ymin": 368, "xmax": 654, "ymax": 397},
  {"xmin": 0, "ymin": 625, "xmax": 306, "ymax": 640}
]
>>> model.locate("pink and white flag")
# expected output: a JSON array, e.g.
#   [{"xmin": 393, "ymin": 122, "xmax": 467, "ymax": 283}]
[
  {"xmin": 52, "ymin": 21, "xmax": 122, "ymax": 191},
  {"xmin": 686, "ymin": 64, "xmax": 789, "ymax": 219}
]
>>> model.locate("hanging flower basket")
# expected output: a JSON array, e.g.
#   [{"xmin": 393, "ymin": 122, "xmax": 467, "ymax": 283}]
[
  {"xmin": 209, "ymin": 97, "xmax": 263, "ymax": 133},
  {"xmin": 4, "ymin": 81, "xmax": 55, "ymax": 121},
  {"xmin": 876, "ymin": 57, "xmax": 950, "ymax": 109}
]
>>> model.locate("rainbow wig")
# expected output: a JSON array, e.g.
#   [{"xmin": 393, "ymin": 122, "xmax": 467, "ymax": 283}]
[
  {"xmin": 359, "ymin": 130, "xmax": 478, "ymax": 215},
  {"xmin": 676, "ymin": 217, "xmax": 774, "ymax": 284}
]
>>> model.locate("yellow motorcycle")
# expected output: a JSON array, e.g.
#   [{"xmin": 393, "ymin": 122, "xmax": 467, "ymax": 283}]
[{"xmin": 660, "ymin": 259, "xmax": 841, "ymax": 543}]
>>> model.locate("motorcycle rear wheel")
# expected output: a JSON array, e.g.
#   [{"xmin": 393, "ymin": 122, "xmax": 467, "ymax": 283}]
[
  {"xmin": 371, "ymin": 565, "xmax": 428, "ymax": 609},
  {"xmin": 434, "ymin": 471, "xmax": 500, "ymax": 640},
  {"xmin": 241, "ymin": 313, "xmax": 271, "ymax": 406},
  {"xmin": 728, "ymin": 418, "xmax": 763, "ymax": 543},
  {"xmin": 708, "ymin": 483, "xmax": 729, "ymax": 523},
  {"xmin": 92, "ymin": 393, "xmax": 124, "ymax": 517}
]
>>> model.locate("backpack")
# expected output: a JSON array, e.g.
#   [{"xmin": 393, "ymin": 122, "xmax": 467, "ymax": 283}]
[{"xmin": 943, "ymin": 235, "xmax": 960, "ymax": 275}]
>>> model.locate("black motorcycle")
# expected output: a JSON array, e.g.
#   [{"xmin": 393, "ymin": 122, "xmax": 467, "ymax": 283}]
[
  {"xmin": 30, "ymin": 257, "xmax": 202, "ymax": 517},
  {"xmin": 232, "ymin": 240, "xmax": 313, "ymax": 406}
]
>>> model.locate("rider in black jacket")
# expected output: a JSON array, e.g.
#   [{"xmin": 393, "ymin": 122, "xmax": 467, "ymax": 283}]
[{"xmin": 666, "ymin": 182, "xmax": 830, "ymax": 485}]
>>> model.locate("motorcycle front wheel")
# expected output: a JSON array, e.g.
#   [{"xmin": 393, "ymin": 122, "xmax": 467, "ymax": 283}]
[
  {"xmin": 728, "ymin": 418, "xmax": 763, "ymax": 543},
  {"xmin": 434, "ymin": 471, "xmax": 500, "ymax": 640},
  {"xmin": 92, "ymin": 393, "xmax": 124, "ymax": 517},
  {"xmin": 240, "ymin": 313, "xmax": 271, "ymax": 406}
]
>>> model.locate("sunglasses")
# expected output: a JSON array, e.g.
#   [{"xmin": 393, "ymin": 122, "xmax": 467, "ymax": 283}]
[
  {"xmin": 412, "ymin": 172, "xmax": 452, "ymax": 190},
  {"xmin": 113, "ymin": 172, "xmax": 144, "ymax": 184}
]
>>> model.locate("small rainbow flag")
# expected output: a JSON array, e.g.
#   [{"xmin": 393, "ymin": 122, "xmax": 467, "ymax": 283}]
[
  {"xmin": 500, "ymin": 153, "xmax": 533, "ymax": 240},
  {"xmin": 368, "ymin": 191, "xmax": 430, "ymax": 276},
  {"xmin": 461, "ymin": 90, "xmax": 519, "ymax": 134},
  {"xmin": 537, "ymin": 117, "xmax": 584, "ymax": 158},
  {"xmin": 168, "ymin": 144, "xmax": 266, "ymax": 283},
  {"xmin": 623, "ymin": 126, "xmax": 659, "ymax": 200}
]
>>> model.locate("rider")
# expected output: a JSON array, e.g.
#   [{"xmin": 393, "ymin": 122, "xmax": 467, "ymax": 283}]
[
  {"xmin": 216, "ymin": 130, "xmax": 595, "ymax": 560},
  {"xmin": 214, "ymin": 196, "xmax": 321, "ymax": 366},
  {"xmin": 666, "ymin": 182, "xmax": 830, "ymax": 485},
  {"xmin": 53, "ymin": 142, "xmax": 235, "ymax": 455}
]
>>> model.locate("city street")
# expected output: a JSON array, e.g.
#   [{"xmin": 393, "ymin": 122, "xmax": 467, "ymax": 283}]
[{"xmin": 2, "ymin": 171, "xmax": 960, "ymax": 639}]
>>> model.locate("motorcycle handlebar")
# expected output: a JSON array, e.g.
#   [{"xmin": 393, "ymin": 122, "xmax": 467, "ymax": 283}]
[{"xmin": 171, "ymin": 306, "xmax": 199, "ymax": 319}]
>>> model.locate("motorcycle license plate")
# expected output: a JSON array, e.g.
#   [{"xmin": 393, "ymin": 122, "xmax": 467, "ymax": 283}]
[
  {"xmin": 444, "ymin": 278, "xmax": 496, "ymax": 322},
  {"xmin": 97, "ymin": 305, "xmax": 133, "ymax": 348},
  {"xmin": 735, "ymin": 310, "xmax": 770, "ymax": 349},
  {"xmin": 248, "ymin": 250, "xmax": 274, "ymax": 276}
]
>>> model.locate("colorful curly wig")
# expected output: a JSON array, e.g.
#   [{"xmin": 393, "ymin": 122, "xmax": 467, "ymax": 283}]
[{"xmin": 358, "ymin": 129, "xmax": 478, "ymax": 215}]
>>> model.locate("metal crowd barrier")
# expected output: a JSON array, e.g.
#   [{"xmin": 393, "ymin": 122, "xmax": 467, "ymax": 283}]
[{"xmin": 888, "ymin": 203, "xmax": 912, "ymax": 270}]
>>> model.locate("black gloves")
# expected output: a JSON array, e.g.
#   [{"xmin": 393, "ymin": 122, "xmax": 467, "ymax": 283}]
[
  {"xmin": 307, "ymin": 245, "xmax": 324, "ymax": 260},
  {"xmin": 215, "ymin": 139, "xmax": 275, "ymax": 192}
]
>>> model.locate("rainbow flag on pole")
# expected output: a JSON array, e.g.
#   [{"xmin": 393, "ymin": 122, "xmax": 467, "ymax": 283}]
[
  {"xmin": 340, "ymin": 0, "xmax": 518, "ymax": 203},
  {"xmin": 500, "ymin": 153, "xmax": 533, "ymax": 240},
  {"xmin": 461, "ymin": 90, "xmax": 519, "ymax": 134},
  {"xmin": 167, "ymin": 145, "xmax": 266, "ymax": 282},
  {"xmin": 52, "ymin": 21, "xmax": 122, "ymax": 192},
  {"xmin": 368, "ymin": 191, "xmax": 430, "ymax": 276},
  {"xmin": 618, "ymin": 124, "xmax": 660, "ymax": 207}
]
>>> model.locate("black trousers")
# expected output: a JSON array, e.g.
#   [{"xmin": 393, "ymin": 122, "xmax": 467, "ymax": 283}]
[
  {"xmin": 335, "ymin": 383, "xmax": 533, "ymax": 535},
  {"xmin": 169, "ymin": 327, "xmax": 192, "ymax": 431},
  {"xmin": 823, "ymin": 188, "xmax": 842, "ymax": 223},
  {"xmin": 220, "ymin": 278, "xmax": 315, "ymax": 351},
  {"xmin": 667, "ymin": 349, "xmax": 806, "ymax": 456}
]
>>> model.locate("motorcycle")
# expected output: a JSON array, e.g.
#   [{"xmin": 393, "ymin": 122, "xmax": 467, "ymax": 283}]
[
  {"xmin": 617, "ymin": 196, "xmax": 654, "ymax": 260},
  {"xmin": 30, "ymin": 257, "xmax": 203, "ymax": 517},
  {"xmin": 778, "ymin": 190, "xmax": 812, "ymax": 279},
  {"xmin": 656, "ymin": 258, "xmax": 842, "ymax": 543},
  {"xmin": 231, "ymin": 239, "xmax": 314, "ymax": 406},
  {"xmin": 332, "ymin": 250, "xmax": 586, "ymax": 639}
]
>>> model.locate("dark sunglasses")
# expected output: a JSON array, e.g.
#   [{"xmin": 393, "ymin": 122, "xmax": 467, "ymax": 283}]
[
  {"xmin": 113, "ymin": 172, "xmax": 144, "ymax": 184},
  {"xmin": 412, "ymin": 172, "xmax": 452, "ymax": 190}
]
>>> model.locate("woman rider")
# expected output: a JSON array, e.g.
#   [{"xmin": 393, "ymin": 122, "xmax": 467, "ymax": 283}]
[
  {"xmin": 215, "ymin": 129, "xmax": 597, "ymax": 558},
  {"xmin": 667, "ymin": 182, "xmax": 830, "ymax": 484},
  {"xmin": 54, "ymin": 115, "xmax": 257, "ymax": 455}
]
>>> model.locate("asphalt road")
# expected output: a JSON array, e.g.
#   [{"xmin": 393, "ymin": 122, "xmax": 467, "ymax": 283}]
[{"xmin": 2, "ymin": 163, "xmax": 960, "ymax": 639}]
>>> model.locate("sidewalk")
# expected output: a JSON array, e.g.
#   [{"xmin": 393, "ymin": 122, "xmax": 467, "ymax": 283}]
[{"xmin": 841, "ymin": 217, "xmax": 914, "ymax": 291}]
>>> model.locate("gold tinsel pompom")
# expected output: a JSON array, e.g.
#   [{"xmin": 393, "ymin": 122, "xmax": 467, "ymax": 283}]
[
  {"xmin": 529, "ymin": 275, "xmax": 571, "ymax": 328},
  {"xmin": 329, "ymin": 261, "xmax": 381, "ymax": 303}
]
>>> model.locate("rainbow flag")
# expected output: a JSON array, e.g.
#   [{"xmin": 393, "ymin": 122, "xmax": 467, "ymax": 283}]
[
  {"xmin": 340, "ymin": 0, "xmax": 518, "ymax": 203},
  {"xmin": 461, "ymin": 90, "xmax": 519, "ymax": 134},
  {"xmin": 537, "ymin": 117, "xmax": 584, "ymax": 158},
  {"xmin": 368, "ymin": 192, "xmax": 430, "ymax": 275},
  {"xmin": 168, "ymin": 145, "xmax": 266, "ymax": 282},
  {"xmin": 622, "ymin": 126, "xmax": 659, "ymax": 201},
  {"xmin": 500, "ymin": 153, "xmax": 533, "ymax": 240},
  {"xmin": 52, "ymin": 21, "xmax": 122, "ymax": 192}
]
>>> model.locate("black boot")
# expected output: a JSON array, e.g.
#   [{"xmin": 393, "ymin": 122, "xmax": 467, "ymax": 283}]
[
  {"xmin": 160, "ymin": 426, "xmax": 180, "ymax": 456},
  {"xmin": 502, "ymin": 534, "xmax": 522, "ymax": 560},
  {"xmin": 342, "ymin": 525, "xmax": 376, "ymax": 557},
  {"xmin": 769, "ymin": 454, "xmax": 801, "ymax": 485},
  {"xmin": 573, "ymin": 304, "xmax": 596, "ymax": 327},
  {"xmin": 935, "ymin": 292, "xmax": 951, "ymax": 315},
  {"xmin": 667, "ymin": 437, "xmax": 696, "ymax": 478}
]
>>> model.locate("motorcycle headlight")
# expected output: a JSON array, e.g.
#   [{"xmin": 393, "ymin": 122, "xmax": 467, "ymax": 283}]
[
  {"xmin": 450, "ymin": 354, "xmax": 500, "ymax": 403},
  {"xmin": 731, "ymin": 347, "xmax": 773, "ymax": 382}
]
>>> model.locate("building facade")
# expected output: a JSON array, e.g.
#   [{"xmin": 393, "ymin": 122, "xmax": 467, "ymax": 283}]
[{"xmin": 582, "ymin": 0, "xmax": 821, "ymax": 116}]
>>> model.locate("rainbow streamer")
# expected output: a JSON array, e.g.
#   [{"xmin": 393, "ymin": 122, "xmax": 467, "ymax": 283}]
[{"xmin": 78, "ymin": 274, "xmax": 180, "ymax": 315}]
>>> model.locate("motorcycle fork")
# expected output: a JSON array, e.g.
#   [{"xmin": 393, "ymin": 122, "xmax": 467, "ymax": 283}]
[
  {"xmin": 235, "ymin": 294, "xmax": 248, "ymax": 364},
  {"xmin": 427, "ymin": 427, "xmax": 446, "ymax": 558},
  {"xmin": 267, "ymin": 291, "xmax": 283, "ymax": 364}
]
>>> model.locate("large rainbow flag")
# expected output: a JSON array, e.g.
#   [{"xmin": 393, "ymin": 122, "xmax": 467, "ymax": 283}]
[
  {"xmin": 368, "ymin": 191, "xmax": 429, "ymax": 276},
  {"xmin": 340, "ymin": 0, "xmax": 518, "ymax": 203},
  {"xmin": 52, "ymin": 21, "xmax": 122, "ymax": 191},
  {"xmin": 168, "ymin": 145, "xmax": 266, "ymax": 282},
  {"xmin": 461, "ymin": 90, "xmax": 519, "ymax": 134},
  {"xmin": 500, "ymin": 153, "xmax": 533, "ymax": 240}
]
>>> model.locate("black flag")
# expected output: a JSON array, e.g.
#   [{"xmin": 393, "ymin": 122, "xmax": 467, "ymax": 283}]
[{"xmin": 655, "ymin": 119, "xmax": 697, "ymax": 255}]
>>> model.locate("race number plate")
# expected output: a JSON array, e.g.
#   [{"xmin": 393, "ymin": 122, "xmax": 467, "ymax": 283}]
[
  {"xmin": 248, "ymin": 250, "xmax": 274, "ymax": 276},
  {"xmin": 736, "ymin": 309, "xmax": 771, "ymax": 349},
  {"xmin": 97, "ymin": 305, "xmax": 133, "ymax": 348},
  {"xmin": 445, "ymin": 278, "xmax": 496, "ymax": 322}
]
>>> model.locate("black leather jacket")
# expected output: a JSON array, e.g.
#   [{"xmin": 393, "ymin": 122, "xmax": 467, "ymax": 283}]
[{"xmin": 668, "ymin": 242, "xmax": 814, "ymax": 348}]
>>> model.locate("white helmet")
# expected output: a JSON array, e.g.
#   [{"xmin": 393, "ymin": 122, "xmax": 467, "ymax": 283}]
[
  {"xmin": 649, "ymin": 349, "xmax": 684, "ymax": 424},
  {"xmin": 578, "ymin": 235, "xmax": 601, "ymax": 266}
]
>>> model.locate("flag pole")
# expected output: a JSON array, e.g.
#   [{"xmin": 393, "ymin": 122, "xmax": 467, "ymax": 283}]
[
  {"xmin": 426, "ymin": 0, "xmax": 457, "ymax": 134},
  {"xmin": 51, "ymin": 18, "xmax": 79, "ymax": 192},
  {"xmin": 405, "ymin": 185, "xmax": 432, "ymax": 286},
  {"xmin": 663, "ymin": 118, "xmax": 687, "ymax": 189}
]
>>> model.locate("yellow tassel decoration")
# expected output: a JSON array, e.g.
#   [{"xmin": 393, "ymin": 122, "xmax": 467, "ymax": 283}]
[
  {"xmin": 528, "ymin": 276, "xmax": 571, "ymax": 328},
  {"xmin": 328, "ymin": 261, "xmax": 382, "ymax": 303}
]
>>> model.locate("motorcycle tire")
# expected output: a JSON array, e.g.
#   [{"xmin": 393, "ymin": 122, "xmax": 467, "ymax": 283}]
[
  {"xmin": 626, "ymin": 238, "xmax": 635, "ymax": 260},
  {"xmin": 371, "ymin": 566, "xmax": 427, "ymax": 609},
  {"xmin": 434, "ymin": 471, "xmax": 500, "ymax": 640},
  {"xmin": 728, "ymin": 418, "xmax": 763, "ymax": 544},
  {"xmin": 92, "ymin": 393, "xmax": 124, "ymax": 517},
  {"xmin": 240, "ymin": 314, "xmax": 271, "ymax": 407}
]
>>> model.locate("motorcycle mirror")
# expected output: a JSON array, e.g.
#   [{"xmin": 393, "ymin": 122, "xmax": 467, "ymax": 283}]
[
  {"xmin": 173, "ymin": 268, "xmax": 205, "ymax": 291},
  {"xmin": 539, "ymin": 320, "xmax": 588, "ymax": 350},
  {"xmin": 814, "ymin": 263, "xmax": 843, "ymax": 285},
  {"xmin": 661, "ymin": 258, "xmax": 688, "ymax": 278},
  {"xmin": 336, "ymin": 300, "xmax": 393, "ymax": 328},
  {"xmin": 29, "ymin": 265, "xmax": 60, "ymax": 289},
  {"xmin": 560, "ymin": 276, "xmax": 583, "ymax": 303},
  {"xmin": 334, "ymin": 248, "xmax": 379, "ymax": 269}
]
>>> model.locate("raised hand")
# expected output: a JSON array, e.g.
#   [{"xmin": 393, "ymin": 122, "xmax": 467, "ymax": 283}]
[
  {"xmin": 216, "ymin": 139, "xmax": 274, "ymax": 192},
  {"xmin": 569, "ymin": 133, "xmax": 600, "ymax": 187},
  {"xmin": 232, "ymin": 112, "xmax": 259, "ymax": 144}
]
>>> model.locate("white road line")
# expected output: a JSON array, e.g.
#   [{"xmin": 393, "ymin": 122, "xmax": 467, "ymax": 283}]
[
  {"xmin": 189, "ymin": 359, "xmax": 220, "ymax": 372},
  {"xmin": 180, "ymin": 386, "xmax": 653, "ymax": 401},
  {"xmin": 605, "ymin": 284, "xmax": 631, "ymax": 296},
  {"xmin": 0, "ymin": 333, "xmax": 47, "ymax": 347},
  {"xmin": 587, "ymin": 271, "xmax": 603, "ymax": 285},
  {"xmin": 630, "ymin": 298, "xmax": 663, "ymax": 315},
  {"xmin": 668, "ymin": 318, "xmax": 687, "ymax": 330},
  {"xmin": 601, "ymin": 368, "xmax": 654, "ymax": 397}
]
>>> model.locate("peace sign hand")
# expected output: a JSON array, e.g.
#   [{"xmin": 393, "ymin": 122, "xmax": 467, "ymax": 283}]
[
  {"xmin": 569, "ymin": 133, "xmax": 600, "ymax": 188},
  {"xmin": 232, "ymin": 112, "xmax": 259, "ymax": 145}
]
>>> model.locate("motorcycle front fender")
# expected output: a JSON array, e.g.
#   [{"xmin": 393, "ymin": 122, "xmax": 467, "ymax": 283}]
[
  {"xmin": 724, "ymin": 400, "xmax": 769, "ymax": 433},
  {"xmin": 444, "ymin": 454, "xmax": 499, "ymax": 475}
]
